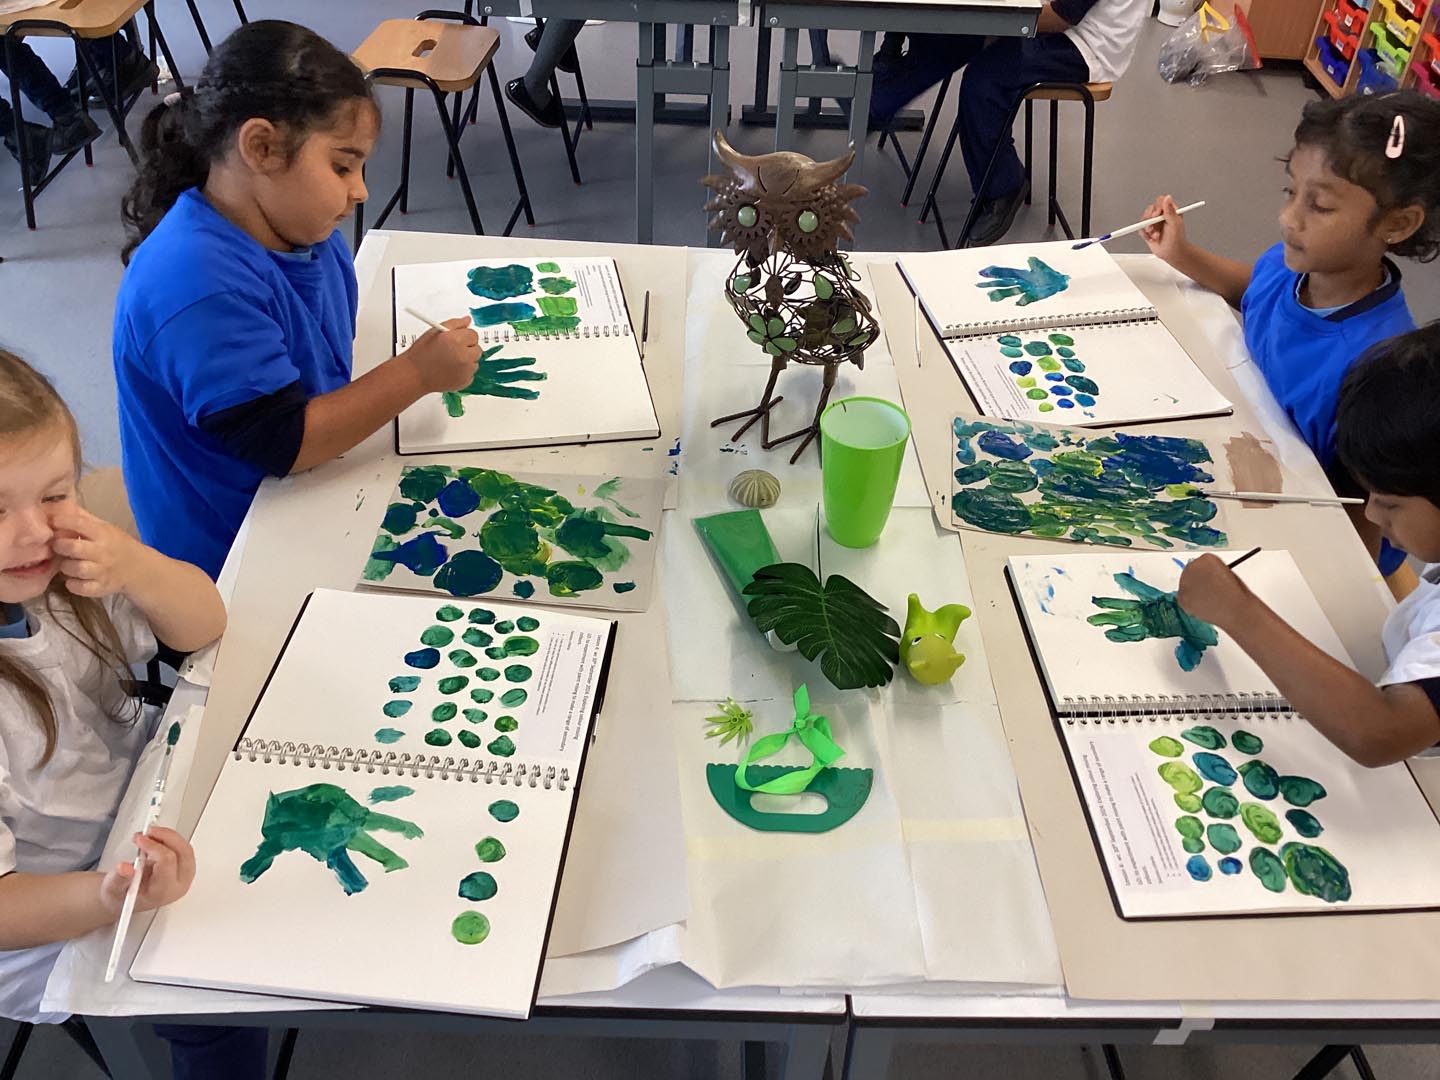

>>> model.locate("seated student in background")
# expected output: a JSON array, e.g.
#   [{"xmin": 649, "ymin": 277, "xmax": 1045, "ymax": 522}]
[
  {"xmin": 113, "ymin": 20, "xmax": 481, "ymax": 581},
  {"xmin": 0, "ymin": 40, "xmax": 103, "ymax": 187},
  {"xmin": 1178, "ymin": 324, "xmax": 1440, "ymax": 768},
  {"xmin": 503, "ymin": 17, "xmax": 584, "ymax": 128},
  {"xmin": 1144, "ymin": 92, "xmax": 1440, "ymax": 583},
  {"xmin": 869, "ymin": 0, "xmax": 1149, "ymax": 246}
]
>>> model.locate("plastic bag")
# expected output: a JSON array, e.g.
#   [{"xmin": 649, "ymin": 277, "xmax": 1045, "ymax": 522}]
[{"xmin": 1158, "ymin": 2, "xmax": 1263, "ymax": 86}]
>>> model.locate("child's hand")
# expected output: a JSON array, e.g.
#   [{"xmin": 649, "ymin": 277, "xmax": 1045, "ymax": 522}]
[
  {"xmin": 49, "ymin": 504, "xmax": 148, "ymax": 599},
  {"xmin": 1176, "ymin": 554, "xmax": 1255, "ymax": 628},
  {"xmin": 403, "ymin": 318, "xmax": 482, "ymax": 394},
  {"xmin": 1140, "ymin": 195, "xmax": 1190, "ymax": 265},
  {"xmin": 99, "ymin": 827, "xmax": 196, "ymax": 917}
]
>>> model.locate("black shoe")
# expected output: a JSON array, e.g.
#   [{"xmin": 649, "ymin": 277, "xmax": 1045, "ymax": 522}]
[
  {"xmin": 523, "ymin": 24, "xmax": 580, "ymax": 74},
  {"xmin": 50, "ymin": 111, "xmax": 102, "ymax": 157},
  {"xmin": 964, "ymin": 181, "xmax": 1030, "ymax": 248},
  {"xmin": 68, "ymin": 50, "xmax": 160, "ymax": 108},
  {"xmin": 3, "ymin": 121, "xmax": 53, "ymax": 189},
  {"xmin": 505, "ymin": 77, "xmax": 564, "ymax": 129}
]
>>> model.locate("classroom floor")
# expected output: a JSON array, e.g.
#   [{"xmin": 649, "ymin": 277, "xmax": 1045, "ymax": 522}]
[{"xmin": 2, "ymin": 4, "xmax": 1438, "ymax": 1077}]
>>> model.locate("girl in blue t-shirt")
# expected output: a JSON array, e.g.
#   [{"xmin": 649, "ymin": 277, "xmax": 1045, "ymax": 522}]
[
  {"xmin": 1141, "ymin": 92, "xmax": 1440, "ymax": 580},
  {"xmin": 113, "ymin": 21, "xmax": 482, "ymax": 580}
]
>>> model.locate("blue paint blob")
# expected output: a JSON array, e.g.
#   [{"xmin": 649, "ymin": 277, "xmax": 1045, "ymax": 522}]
[
  {"xmin": 1044, "ymin": 372, "xmax": 1065, "ymax": 382},
  {"xmin": 513, "ymin": 580, "xmax": 536, "ymax": 599},
  {"xmin": 436, "ymin": 478, "xmax": 481, "ymax": 519},
  {"xmin": 1186, "ymin": 854, "xmax": 1213, "ymax": 881},
  {"xmin": 1075, "ymin": 393, "xmax": 1096, "ymax": 407},
  {"xmin": 1049, "ymin": 385, "xmax": 1074, "ymax": 397},
  {"xmin": 1219, "ymin": 856, "xmax": 1242, "ymax": 875},
  {"xmin": 1008, "ymin": 360, "xmax": 1033, "ymax": 376},
  {"xmin": 470, "ymin": 302, "xmax": 536, "ymax": 326},
  {"xmin": 1057, "ymin": 346, "xmax": 1076, "ymax": 358},
  {"xmin": 1056, "ymin": 398, "xmax": 1075, "ymax": 409},
  {"xmin": 1193, "ymin": 752, "xmax": 1238, "ymax": 786},
  {"xmin": 977, "ymin": 430, "xmax": 1032, "ymax": 461},
  {"xmin": 404, "ymin": 648, "xmax": 441, "ymax": 669},
  {"xmin": 1062, "ymin": 358, "xmax": 1086, "ymax": 373},
  {"xmin": 370, "ymin": 532, "xmax": 448, "ymax": 577},
  {"xmin": 1065, "ymin": 375, "xmax": 1100, "ymax": 395}
]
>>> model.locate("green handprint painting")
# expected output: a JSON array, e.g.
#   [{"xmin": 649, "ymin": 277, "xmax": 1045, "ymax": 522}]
[
  {"xmin": 442, "ymin": 345, "xmax": 547, "ymax": 417},
  {"xmin": 975, "ymin": 257, "xmax": 1072, "ymax": 306},
  {"xmin": 239, "ymin": 783, "xmax": 424, "ymax": 896},
  {"xmin": 1087, "ymin": 571, "xmax": 1219, "ymax": 671}
]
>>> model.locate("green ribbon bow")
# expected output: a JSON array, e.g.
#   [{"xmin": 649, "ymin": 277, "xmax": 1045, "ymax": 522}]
[{"xmin": 734, "ymin": 685, "xmax": 846, "ymax": 794}]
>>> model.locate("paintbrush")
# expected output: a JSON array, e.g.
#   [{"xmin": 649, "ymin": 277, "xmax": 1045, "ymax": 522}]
[
  {"xmin": 1226, "ymin": 546, "xmax": 1261, "ymax": 571},
  {"xmin": 639, "ymin": 291, "xmax": 651, "ymax": 361},
  {"xmin": 403, "ymin": 306, "xmax": 448, "ymax": 334},
  {"xmin": 105, "ymin": 720, "xmax": 182, "ymax": 983},
  {"xmin": 1072, "ymin": 201, "xmax": 1206, "ymax": 250},
  {"xmin": 1202, "ymin": 489, "xmax": 1363, "ymax": 507}
]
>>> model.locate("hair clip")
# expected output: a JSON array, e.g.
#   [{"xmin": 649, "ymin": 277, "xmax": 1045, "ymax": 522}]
[{"xmin": 1386, "ymin": 114, "xmax": 1405, "ymax": 160}]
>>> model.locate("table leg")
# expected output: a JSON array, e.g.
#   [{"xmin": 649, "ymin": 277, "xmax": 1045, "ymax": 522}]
[
  {"xmin": 775, "ymin": 28, "xmax": 800, "ymax": 151},
  {"xmin": 750, "ymin": 10, "xmax": 771, "ymax": 115},
  {"xmin": 706, "ymin": 24, "xmax": 730, "ymax": 248},
  {"xmin": 781, "ymin": 1022, "xmax": 833, "ymax": 1080},
  {"xmin": 84, "ymin": 1017, "xmax": 168, "ymax": 1080},
  {"xmin": 635, "ymin": 21, "xmax": 658, "ymax": 244},
  {"xmin": 846, "ymin": 30, "xmax": 875, "ymax": 181},
  {"xmin": 841, "ymin": 1025, "xmax": 894, "ymax": 1080}
]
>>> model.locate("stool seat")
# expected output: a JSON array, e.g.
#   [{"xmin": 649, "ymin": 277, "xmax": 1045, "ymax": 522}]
[
  {"xmin": 0, "ymin": 0, "xmax": 148, "ymax": 38},
  {"xmin": 1024, "ymin": 81, "xmax": 1113, "ymax": 103},
  {"xmin": 354, "ymin": 18, "xmax": 499, "ymax": 93}
]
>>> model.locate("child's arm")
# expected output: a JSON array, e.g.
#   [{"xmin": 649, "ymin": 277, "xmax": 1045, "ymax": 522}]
[
  {"xmin": 1140, "ymin": 195, "xmax": 1253, "ymax": 310},
  {"xmin": 1177, "ymin": 554, "xmax": 1440, "ymax": 767},
  {"xmin": 50, "ymin": 505, "xmax": 226, "ymax": 652},
  {"xmin": 291, "ymin": 320, "xmax": 480, "ymax": 473},
  {"xmin": 0, "ymin": 828, "xmax": 193, "ymax": 950}
]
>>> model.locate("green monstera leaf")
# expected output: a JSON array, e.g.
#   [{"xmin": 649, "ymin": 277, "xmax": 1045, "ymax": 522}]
[{"xmin": 743, "ymin": 563, "xmax": 901, "ymax": 690}]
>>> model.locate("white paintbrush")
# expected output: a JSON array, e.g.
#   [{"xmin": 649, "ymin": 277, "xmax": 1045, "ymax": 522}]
[
  {"xmin": 1202, "ymin": 489, "xmax": 1363, "ymax": 507},
  {"xmin": 403, "ymin": 306, "xmax": 448, "ymax": 333},
  {"xmin": 104, "ymin": 720, "xmax": 182, "ymax": 983},
  {"xmin": 1072, "ymin": 200, "xmax": 1206, "ymax": 250}
]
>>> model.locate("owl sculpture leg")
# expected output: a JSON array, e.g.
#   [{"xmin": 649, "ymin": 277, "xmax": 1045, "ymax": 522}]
[
  {"xmin": 771, "ymin": 362, "xmax": 837, "ymax": 464},
  {"xmin": 711, "ymin": 356, "xmax": 787, "ymax": 446}
]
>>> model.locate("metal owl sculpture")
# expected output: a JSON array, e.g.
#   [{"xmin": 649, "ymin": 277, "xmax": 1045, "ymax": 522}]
[{"xmin": 702, "ymin": 131, "xmax": 878, "ymax": 462}]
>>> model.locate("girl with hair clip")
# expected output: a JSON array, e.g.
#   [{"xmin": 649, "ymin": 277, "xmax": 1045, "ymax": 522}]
[
  {"xmin": 113, "ymin": 20, "xmax": 482, "ymax": 581},
  {"xmin": 1143, "ymin": 92, "xmax": 1440, "ymax": 586}
]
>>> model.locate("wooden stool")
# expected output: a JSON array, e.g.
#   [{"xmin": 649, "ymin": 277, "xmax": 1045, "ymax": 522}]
[
  {"xmin": 1, "ymin": 0, "xmax": 185, "ymax": 229},
  {"xmin": 910, "ymin": 80, "xmax": 1112, "ymax": 249},
  {"xmin": 353, "ymin": 10, "xmax": 534, "ymax": 244}
]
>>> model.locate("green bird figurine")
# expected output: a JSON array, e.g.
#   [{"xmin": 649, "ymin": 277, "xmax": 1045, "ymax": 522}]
[{"xmin": 900, "ymin": 594, "xmax": 972, "ymax": 685}]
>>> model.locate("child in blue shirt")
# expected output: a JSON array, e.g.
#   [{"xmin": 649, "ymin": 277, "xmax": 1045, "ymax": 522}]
[
  {"xmin": 1142, "ymin": 92, "xmax": 1440, "ymax": 577},
  {"xmin": 114, "ymin": 21, "xmax": 482, "ymax": 580}
]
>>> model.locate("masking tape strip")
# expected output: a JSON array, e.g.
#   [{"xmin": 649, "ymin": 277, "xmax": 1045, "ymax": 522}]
[{"xmin": 1152, "ymin": 1005, "xmax": 1216, "ymax": 1046}]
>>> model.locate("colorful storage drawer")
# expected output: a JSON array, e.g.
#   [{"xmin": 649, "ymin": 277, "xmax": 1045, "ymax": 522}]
[
  {"xmin": 1325, "ymin": 11, "xmax": 1363, "ymax": 59},
  {"xmin": 1377, "ymin": 0, "xmax": 1423, "ymax": 48},
  {"xmin": 1330, "ymin": 0, "xmax": 1370, "ymax": 34},
  {"xmin": 1355, "ymin": 48, "xmax": 1400, "ymax": 92},
  {"xmin": 1316, "ymin": 34, "xmax": 1353, "ymax": 84},
  {"xmin": 1413, "ymin": 58, "xmax": 1440, "ymax": 97}
]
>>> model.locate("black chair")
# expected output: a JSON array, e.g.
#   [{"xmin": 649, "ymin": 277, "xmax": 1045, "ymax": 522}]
[{"xmin": 1099, "ymin": 1042, "xmax": 1377, "ymax": 1080}]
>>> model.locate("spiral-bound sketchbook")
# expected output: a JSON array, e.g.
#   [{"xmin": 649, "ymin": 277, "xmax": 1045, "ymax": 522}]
[
  {"xmin": 1006, "ymin": 551, "xmax": 1440, "ymax": 920},
  {"xmin": 391, "ymin": 257, "xmax": 660, "ymax": 454},
  {"xmin": 898, "ymin": 242, "xmax": 1231, "ymax": 427},
  {"xmin": 131, "ymin": 589, "xmax": 615, "ymax": 1018}
]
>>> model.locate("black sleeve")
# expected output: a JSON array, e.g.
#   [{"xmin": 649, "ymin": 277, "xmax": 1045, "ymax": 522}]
[
  {"xmin": 1051, "ymin": 0, "xmax": 1102, "ymax": 25},
  {"xmin": 1412, "ymin": 678, "xmax": 1440, "ymax": 722},
  {"xmin": 197, "ymin": 380, "xmax": 307, "ymax": 478}
]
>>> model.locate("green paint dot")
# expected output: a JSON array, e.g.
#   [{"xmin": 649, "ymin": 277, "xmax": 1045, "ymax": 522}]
[
  {"xmin": 1282, "ymin": 842, "xmax": 1351, "ymax": 902},
  {"xmin": 494, "ymin": 715, "xmax": 518, "ymax": 733},
  {"xmin": 449, "ymin": 650, "xmax": 478, "ymax": 668},
  {"xmin": 1016, "ymin": 376, "xmax": 1037, "ymax": 388},
  {"xmin": 436, "ymin": 605, "xmax": 464, "ymax": 622},
  {"xmin": 998, "ymin": 335, "xmax": 1022, "ymax": 347},
  {"xmin": 1036, "ymin": 356, "xmax": 1062, "ymax": 372},
  {"xmin": 614, "ymin": 582, "xmax": 637, "ymax": 594},
  {"xmin": 1238, "ymin": 760, "xmax": 1280, "ymax": 800},
  {"xmin": 475, "ymin": 837, "xmax": 506, "ymax": 862},
  {"xmin": 514, "ymin": 581, "xmax": 535, "ymax": 599},
  {"xmin": 457, "ymin": 730, "xmax": 482, "ymax": 749},
  {"xmin": 1038, "ymin": 403, "xmax": 1055, "ymax": 412},
  {"xmin": 425, "ymin": 728, "xmax": 453, "ymax": 747},
  {"xmin": 1148, "ymin": 736, "xmax": 1184, "ymax": 758},
  {"xmin": 438, "ymin": 676, "xmax": 469, "ymax": 694},
  {"xmin": 369, "ymin": 785, "xmax": 414, "ymax": 804},
  {"xmin": 1000, "ymin": 346, "xmax": 1025, "ymax": 359},
  {"xmin": 494, "ymin": 620, "xmax": 515, "ymax": 635},
  {"xmin": 374, "ymin": 728, "xmax": 404, "ymax": 744},
  {"xmin": 1181, "ymin": 726, "xmax": 1226, "ymax": 750},
  {"xmin": 458, "ymin": 871, "xmax": 498, "ymax": 902},
  {"xmin": 451, "ymin": 911, "xmax": 490, "ymax": 945},
  {"xmin": 517, "ymin": 616, "xmax": 540, "ymax": 632},
  {"xmin": 468, "ymin": 608, "xmax": 496, "ymax": 625},
  {"xmin": 536, "ymin": 261, "xmax": 560, "ymax": 273},
  {"xmin": 502, "ymin": 636, "xmax": 539, "ymax": 657},
  {"xmin": 383, "ymin": 700, "xmax": 413, "ymax": 718},
  {"xmin": 1174, "ymin": 793, "xmax": 1202, "ymax": 812},
  {"xmin": 389, "ymin": 676, "xmax": 421, "ymax": 693},
  {"xmin": 1286, "ymin": 809, "xmax": 1323, "ymax": 838},
  {"xmin": 1158, "ymin": 761, "xmax": 1202, "ymax": 795},
  {"xmin": 488, "ymin": 735, "xmax": 516, "ymax": 757},
  {"xmin": 463, "ymin": 628, "xmax": 493, "ymax": 648},
  {"xmin": 1182, "ymin": 837, "xmax": 1205, "ymax": 854},
  {"xmin": 797, "ymin": 209, "xmax": 818, "ymax": 233},
  {"xmin": 1175, "ymin": 816, "xmax": 1203, "ymax": 841},
  {"xmin": 420, "ymin": 625, "xmax": 455, "ymax": 647},
  {"xmin": 1278, "ymin": 776, "xmax": 1327, "ymax": 807},
  {"xmin": 432, "ymin": 702, "xmax": 457, "ymax": 722},
  {"xmin": 505, "ymin": 664, "xmax": 533, "ymax": 683},
  {"xmin": 1249, "ymin": 847, "xmax": 1287, "ymax": 892},
  {"xmin": 489, "ymin": 799, "xmax": 519, "ymax": 822},
  {"xmin": 470, "ymin": 688, "xmax": 495, "ymax": 704},
  {"xmin": 1240, "ymin": 802, "xmax": 1282, "ymax": 844},
  {"xmin": 1207, "ymin": 823, "xmax": 1242, "ymax": 854},
  {"xmin": 1201, "ymin": 786, "xmax": 1239, "ymax": 819},
  {"xmin": 1026, "ymin": 388, "xmax": 1049, "ymax": 400},
  {"xmin": 737, "ymin": 205, "xmax": 758, "ymax": 227},
  {"xmin": 463, "ymin": 709, "xmax": 488, "ymax": 724},
  {"xmin": 478, "ymin": 667, "xmax": 501, "ymax": 682},
  {"xmin": 1048, "ymin": 333, "xmax": 1074, "ymax": 346},
  {"xmin": 500, "ymin": 688, "xmax": 528, "ymax": 708},
  {"xmin": 1023, "ymin": 340, "xmax": 1053, "ymax": 357},
  {"xmin": 485, "ymin": 646, "xmax": 506, "ymax": 660},
  {"xmin": 1232, "ymin": 730, "xmax": 1264, "ymax": 755}
]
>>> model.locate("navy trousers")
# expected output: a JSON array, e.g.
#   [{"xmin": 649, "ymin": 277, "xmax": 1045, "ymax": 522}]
[
  {"xmin": 871, "ymin": 33, "xmax": 1089, "ymax": 201},
  {"xmin": 154, "ymin": 1023, "xmax": 269, "ymax": 1080}
]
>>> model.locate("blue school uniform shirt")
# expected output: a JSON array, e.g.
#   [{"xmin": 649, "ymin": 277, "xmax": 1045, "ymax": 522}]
[
  {"xmin": 1242, "ymin": 243, "xmax": 1413, "ymax": 575},
  {"xmin": 113, "ymin": 188, "xmax": 357, "ymax": 578}
]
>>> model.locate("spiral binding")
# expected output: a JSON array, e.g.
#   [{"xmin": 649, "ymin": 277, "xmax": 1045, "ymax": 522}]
[
  {"xmin": 233, "ymin": 738, "xmax": 569, "ymax": 791},
  {"xmin": 476, "ymin": 323, "xmax": 632, "ymax": 345},
  {"xmin": 946, "ymin": 306, "xmax": 1156, "ymax": 338},
  {"xmin": 1059, "ymin": 692, "xmax": 1290, "ymax": 724}
]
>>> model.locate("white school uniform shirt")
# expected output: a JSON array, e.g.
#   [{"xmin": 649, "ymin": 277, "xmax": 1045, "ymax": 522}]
[
  {"xmin": 1066, "ymin": 0, "xmax": 1152, "ymax": 84},
  {"xmin": 0, "ymin": 593, "xmax": 157, "ymax": 1023},
  {"xmin": 1378, "ymin": 563, "xmax": 1440, "ymax": 756}
]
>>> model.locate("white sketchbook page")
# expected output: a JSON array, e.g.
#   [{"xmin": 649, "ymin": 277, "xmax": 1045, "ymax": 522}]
[
  {"xmin": 943, "ymin": 322, "xmax": 1233, "ymax": 427},
  {"xmin": 243, "ymin": 589, "xmax": 607, "ymax": 767},
  {"xmin": 899, "ymin": 241, "xmax": 1155, "ymax": 337},
  {"xmin": 361, "ymin": 468, "xmax": 662, "ymax": 614},
  {"xmin": 132, "ymin": 764, "xmax": 572, "ymax": 1018},
  {"xmin": 1007, "ymin": 551, "xmax": 1354, "ymax": 705},
  {"xmin": 1064, "ymin": 716, "xmax": 1440, "ymax": 918}
]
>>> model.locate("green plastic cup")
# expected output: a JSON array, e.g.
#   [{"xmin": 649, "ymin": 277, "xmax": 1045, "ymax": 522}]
[{"xmin": 820, "ymin": 396, "xmax": 911, "ymax": 548}]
